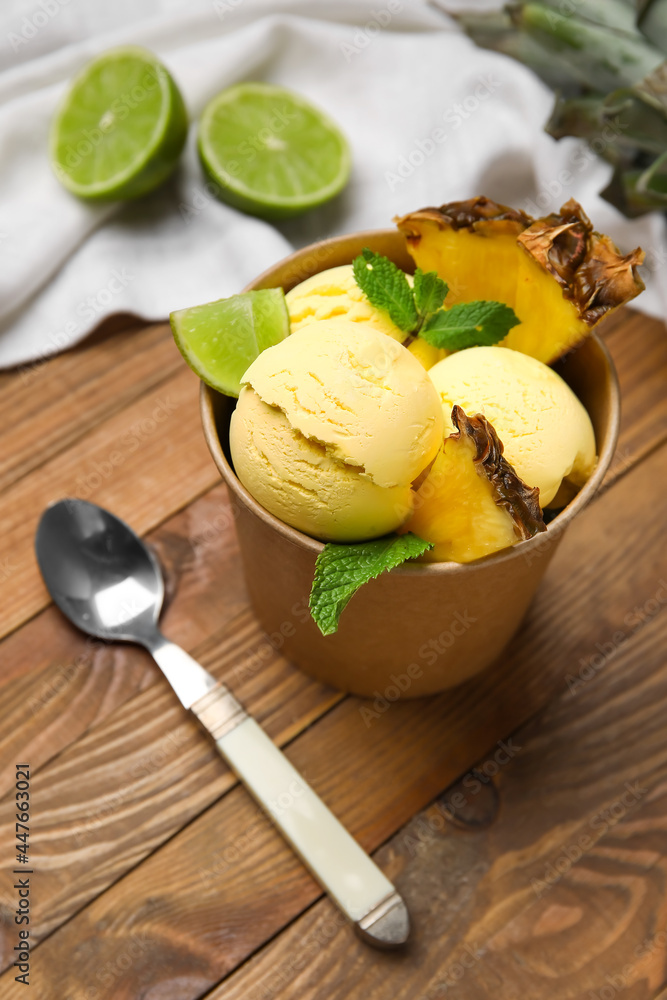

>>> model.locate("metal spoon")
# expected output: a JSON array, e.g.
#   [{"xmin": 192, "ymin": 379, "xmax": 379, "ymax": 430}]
[{"xmin": 35, "ymin": 498, "xmax": 409, "ymax": 948}]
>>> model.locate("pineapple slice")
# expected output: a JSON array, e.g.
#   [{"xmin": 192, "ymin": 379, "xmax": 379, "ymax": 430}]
[
  {"xmin": 403, "ymin": 405, "xmax": 546, "ymax": 564},
  {"xmin": 396, "ymin": 196, "xmax": 645, "ymax": 364}
]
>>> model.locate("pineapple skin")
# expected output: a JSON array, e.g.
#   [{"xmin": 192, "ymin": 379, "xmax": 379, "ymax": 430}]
[
  {"xmin": 402, "ymin": 406, "xmax": 545, "ymax": 564},
  {"xmin": 396, "ymin": 196, "xmax": 645, "ymax": 365},
  {"xmin": 405, "ymin": 435, "xmax": 518, "ymax": 563}
]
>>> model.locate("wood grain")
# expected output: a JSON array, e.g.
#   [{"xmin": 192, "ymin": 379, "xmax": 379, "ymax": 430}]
[
  {"xmin": 0, "ymin": 308, "xmax": 663, "ymax": 647},
  {"xmin": 601, "ymin": 310, "xmax": 667, "ymax": 486},
  {"xmin": 0, "ymin": 309, "xmax": 664, "ymax": 782},
  {"xmin": 0, "ymin": 319, "xmax": 179, "ymax": 494},
  {"xmin": 0, "ymin": 308, "xmax": 664, "ymax": 999},
  {"xmin": 215, "ymin": 611, "xmax": 667, "ymax": 1000},
  {"xmin": 0, "ymin": 485, "xmax": 249, "ymax": 794},
  {"xmin": 2, "ymin": 438, "xmax": 666, "ymax": 997},
  {"xmin": 0, "ymin": 366, "xmax": 220, "ymax": 641}
]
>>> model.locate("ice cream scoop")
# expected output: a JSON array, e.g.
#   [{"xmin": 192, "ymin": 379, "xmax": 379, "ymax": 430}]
[
  {"xmin": 230, "ymin": 321, "xmax": 444, "ymax": 541},
  {"xmin": 286, "ymin": 264, "xmax": 407, "ymax": 340},
  {"xmin": 428, "ymin": 346, "xmax": 596, "ymax": 507},
  {"xmin": 286, "ymin": 264, "xmax": 446, "ymax": 369}
]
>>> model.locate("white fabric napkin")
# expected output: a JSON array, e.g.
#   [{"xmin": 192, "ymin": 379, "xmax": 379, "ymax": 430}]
[{"xmin": 0, "ymin": 0, "xmax": 664, "ymax": 370}]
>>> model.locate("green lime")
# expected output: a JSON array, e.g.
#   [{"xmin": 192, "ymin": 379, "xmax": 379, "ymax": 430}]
[
  {"xmin": 170, "ymin": 288, "xmax": 290, "ymax": 397},
  {"xmin": 50, "ymin": 46, "xmax": 188, "ymax": 200},
  {"xmin": 197, "ymin": 82, "xmax": 351, "ymax": 220}
]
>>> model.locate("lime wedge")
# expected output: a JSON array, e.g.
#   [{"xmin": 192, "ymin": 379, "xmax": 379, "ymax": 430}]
[
  {"xmin": 50, "ymin": 46, "xmax": 188, "ymax": 200},
  {"xmin": 170, "ymin": 288, "xmax": 290, "ymax": 397},
  {"xmin": 198, "ymin": 83, "xmax": 351, "ymax": 220}
]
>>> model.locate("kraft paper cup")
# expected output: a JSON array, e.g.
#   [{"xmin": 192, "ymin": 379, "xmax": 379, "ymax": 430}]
[{"xmin": 201, "ymin": 230, "xmax": 620, "ymax": 699}]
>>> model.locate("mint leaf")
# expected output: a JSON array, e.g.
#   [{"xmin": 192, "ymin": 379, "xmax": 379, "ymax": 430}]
[
  {"xmin": 420, "ymin": 301, "xmax": 520, "ymax": 351},
  {"xmin": 352, "ymin": 249, "xmax": 419, "ymax": 334},
  {"xmin": 413, "ymin": 268, "xmax": 449, "ymax": 319},
  {"xmin": 309, "ymin": 533, "xmax": 433, "ymax": 636}
]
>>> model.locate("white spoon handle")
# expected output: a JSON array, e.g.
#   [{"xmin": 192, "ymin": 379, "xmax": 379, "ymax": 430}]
[{"xmin": 190, "ymin": 683, "xmax": 409, "ymax": 947}]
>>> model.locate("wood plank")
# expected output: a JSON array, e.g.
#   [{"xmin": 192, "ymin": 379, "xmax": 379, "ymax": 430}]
[
  {"xmin": 0, "ymin": 636, "xmax": 338, "ymax": 948},
  {"xmin": 0, "ymin": 307, "xmax": 663, "ymax": 681},
  {"xmin": 0, "ymin": 366, "xmax": 220, "ymax": 641},
  {"xmin": 0, "ymin": 308, "xmax": 664, "ymax": 988},
  {"xmin": 0, "ymin": 485, "xmax": 257, "ymax": 796},
  {"xmin": 2, "ymin": 438, "xmax": 665, "ymax": 994},
  {"xmin": 0, "ymin": 319, "xmax": 181, "ymax": 494},
  {"xmin": 0, "ymin": 308, "xmax": 664, "ymax": 770},
  {"xmin": 214, "ymin": 610, "xmax": 667, "ymax": 1000},
  {"xmin": 601, "ymin": 309, "xmax": 667, "ymax": 486}
]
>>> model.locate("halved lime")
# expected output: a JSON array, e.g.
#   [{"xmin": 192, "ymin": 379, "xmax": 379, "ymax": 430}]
[
  {"xmin": 198, "ymin": 83, "xmax": 351, "ymax": 220},
  {"xmin": 50, "ymin": 46, "xmax": 188, "ymax": 200},
  {"xmin": 170, "ymin": 288, "xmax": 290, "ymax": 397}
]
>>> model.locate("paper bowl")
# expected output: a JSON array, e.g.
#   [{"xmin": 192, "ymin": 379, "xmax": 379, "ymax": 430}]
[{"xmin": 200, "ymin": 230, "xmax": 620, "ymax": 698}]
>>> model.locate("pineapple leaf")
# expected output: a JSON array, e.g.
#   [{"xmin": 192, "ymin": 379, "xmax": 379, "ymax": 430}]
[
  {"xmin": 413, "ymin": 268, "xmax": 449, "ymax": 319},
  {"xmin": 420, "ymin": 301, "xmax": 520, "ymax": 351},
  {"xmin": 309, "ymin": 533, "xmax": 432, "ymax": 635},
  {"xmin": 352, "ymin": 248, "xmax": 419, "ymax": 333}
]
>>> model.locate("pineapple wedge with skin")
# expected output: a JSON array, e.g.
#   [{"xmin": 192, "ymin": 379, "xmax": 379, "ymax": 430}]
[
  {"xmin": 396, "ymin": 196, "xmax": 645, "ymax": 365},
  {"xmin": 402, "ymin": 406, "xmax": 546, "ymax": 564}
]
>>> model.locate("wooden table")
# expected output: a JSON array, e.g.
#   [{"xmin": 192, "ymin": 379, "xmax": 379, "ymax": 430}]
[{"xmin": 0, "ymin": 305, "xmax": 666, "ymax": 1000}]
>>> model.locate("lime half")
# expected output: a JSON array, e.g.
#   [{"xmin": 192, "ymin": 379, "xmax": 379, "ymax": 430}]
[
  {"xmin": 198, "ymin": 83, "xmax": 351, "ymax": 220},
  {"xmin": 170, "ymin": 288, "xmax": 290, "ymax": 397},
  {"xmin": 51, "ymin": 46, "xmax": 188, "ymax": 200}
]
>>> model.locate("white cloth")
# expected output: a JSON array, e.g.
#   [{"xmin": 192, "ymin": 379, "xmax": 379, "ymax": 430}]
[{"xmin": 0, "ymin": 0, "xmax": 664, "ymax": 369}]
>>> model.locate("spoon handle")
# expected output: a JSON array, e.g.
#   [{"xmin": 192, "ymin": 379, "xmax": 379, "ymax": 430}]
[{"xmin": 190, "ymin": 682, "xmax": 409, "ymax": 948}]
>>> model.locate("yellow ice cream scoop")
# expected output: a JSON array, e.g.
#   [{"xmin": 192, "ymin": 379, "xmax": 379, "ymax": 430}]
[
  {"xmin": 230, "ymin": 321, "xmax": 444, "ymax": 541},
  {"xmin": 428, "ymin": 346, "xmax": 596, "ymax": 508},
  {"xmin": 286, "ymin": 264, "xmax": 446, "ymax": 369},
  {"xmin": 286, "ymin": 264, "xmax": 407, "ymax": 340}
]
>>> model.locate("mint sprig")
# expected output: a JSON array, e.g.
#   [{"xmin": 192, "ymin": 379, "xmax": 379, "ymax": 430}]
[
  {"xmin": 413, "ymin": 269, "xmax": 448, "ymax": 320},
  {"xmin": 309, "ymin": 533, "xmax": 432, "ymax": 636},
  {"xmin": 351, "ymin": 249, "xmax": 520, "ymax": 350},
  {"xmin": 352, "ymin": 249, "xmax": 418, "ymax": 333},
  {"xmin": 420, "ymin": 301, "xmax": 521, "ymax": 351}
]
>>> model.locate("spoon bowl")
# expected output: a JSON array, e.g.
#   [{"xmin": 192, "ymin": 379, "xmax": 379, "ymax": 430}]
[{"xmin": 35, "ymin": 499, "xmax": 163, "ymax": 643}]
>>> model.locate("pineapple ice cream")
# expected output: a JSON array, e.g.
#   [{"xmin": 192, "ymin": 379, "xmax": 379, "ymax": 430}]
[
  {"xmin": 428, "ymin": 346, "xmax": 596, "ymax": 508},
  {"xmin": 230, "ymin": 321, "xmax": 444, "ymax": 541},
  {"xmin": 286, "ymin": 264, "xmax": 446, "ymax": 370},
  {"xmin": 286, "ymin": 264, "xmax": 406, "ymax": 339}
]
